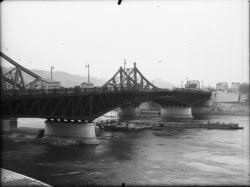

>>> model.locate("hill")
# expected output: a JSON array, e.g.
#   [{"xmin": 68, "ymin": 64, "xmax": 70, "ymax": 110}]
[{"xmin": 30, "ymin": 69, "xmax": 106, "ymax": 88}]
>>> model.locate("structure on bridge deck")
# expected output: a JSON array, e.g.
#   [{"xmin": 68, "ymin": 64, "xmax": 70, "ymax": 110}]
[
  {"xmin": 0, "ymin": 52, "xmax": 42, "ymax": 90},
  {"xmin": 0, "ymin": 53, "xmax": 212, "ymax": 143},
  {"xmin": 102, "ymin": 62, "xmax": 158, "ymax": 116},
  {"xmin": 102, "ymin": 62, "xmax": 157, "ymax": 89}
]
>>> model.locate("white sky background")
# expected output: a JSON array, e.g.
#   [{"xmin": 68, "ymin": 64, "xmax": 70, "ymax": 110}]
[{"xmin": 1, "ymin": 0, "xmax": 249, "ymax": 87}]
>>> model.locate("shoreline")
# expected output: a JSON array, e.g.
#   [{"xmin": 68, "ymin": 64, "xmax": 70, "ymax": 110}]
[
  {"xmin": 1, "ymin": 133, "xmax": 95, "ymax": 146},
  {"xmin": 1, "ymin": 168, "xmax": 52, "ymax": 187}
]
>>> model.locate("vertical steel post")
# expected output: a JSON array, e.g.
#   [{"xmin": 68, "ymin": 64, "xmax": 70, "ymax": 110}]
[
  {"xmin": 86, "ymin": 64, "xmax": 90, "ymax": 83},
  {"xmin": 120, "ymin": 67, "xmax": 123, "ymax": 88},
  {"xmin": 51, "ymin": 66, "xmax": 54, "ymax": 80},
  {"xmin": 124, "ymin": 59, "xmax": 126, "ymax": 70},
  {"xmin": 133, "ymin": 62, "xmax": 137, "ymax": 88}
]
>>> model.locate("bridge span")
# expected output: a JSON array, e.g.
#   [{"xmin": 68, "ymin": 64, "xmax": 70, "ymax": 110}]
[
  {"xmin": 0, "ymin": 52, "xmax": 212, "ymax": 144},
  {"xmin": 1, "ymin": 86, "xmax": 211, "ymax": 122}
]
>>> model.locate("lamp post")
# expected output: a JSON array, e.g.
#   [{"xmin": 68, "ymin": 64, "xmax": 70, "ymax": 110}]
[
  {"xmin": 201, "ymin": 81, "xmax": 203, "ymax": 90},
  {"xmin": 185, "ymin": 77, "xmax": 188, "ymax": 88},
  {"xmin": 51, "ymin": 66, "xmax": 54, "ymax": 80},
  {"xmin": 124, "ymin": 59, "xmax": 126, "ymax": 70},
  {"xmin": 86, "ymin": 64, "xmax": 90, "ymax": 83}
]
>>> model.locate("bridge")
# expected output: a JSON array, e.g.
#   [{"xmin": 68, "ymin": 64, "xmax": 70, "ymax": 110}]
[{"xmin": 0, "ymin": 52, "xmax": 212, "ymax": 144}]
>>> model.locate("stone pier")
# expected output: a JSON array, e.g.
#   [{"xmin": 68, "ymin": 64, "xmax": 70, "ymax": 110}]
[
  {"xmin": 191, "ymin": 97, "xmax": 213, "ymax": 117},
  {"xmin": 118, "ymin": 105, "xmax": 141, "ymax": 116},
  {"xmin": 44, "ymin": 120, "xmax": 99, "ymax": 145},
  {"xmin": 191, "ymin": 107, "xmax": 210, "ymax": 117},
  {"xmin": 1, "ymin": 118, "xmax": 18, "ymax": 132},
  {"xmin": 160, "ymin": 106, "xmax": 193, "ymax": 118}
]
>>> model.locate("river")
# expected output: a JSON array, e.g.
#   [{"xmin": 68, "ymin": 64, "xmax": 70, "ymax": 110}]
[{"xmin": 1, "ymin": 114, "xmax": 249, "ymax": 186}]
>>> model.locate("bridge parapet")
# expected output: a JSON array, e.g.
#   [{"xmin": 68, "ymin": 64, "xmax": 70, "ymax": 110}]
[
  {"xmin": 1, "ymin": 87, "xmax": 211, "ymax": 99},
  {"xmin": 172, "ymin": 87, "xmax": 211, "ymax": 94},
  {"xmin": 1, "ymin": 87, "xmax": 136, "ymax": 99}
]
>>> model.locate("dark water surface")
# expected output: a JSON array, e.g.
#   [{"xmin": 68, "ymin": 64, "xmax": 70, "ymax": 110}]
[{"xmin": 1, "ymin": 115, "xmax": 249, "ymax": 186}]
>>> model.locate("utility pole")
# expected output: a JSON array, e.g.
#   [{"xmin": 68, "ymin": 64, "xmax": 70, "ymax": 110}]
[
  {"xmin": 185, "ymin": 77, "xmax": 188, "ymax": 88},
  {"xmin": 124, "ymin": 59, "xmax": 126, "ymax": 70},
  {"xmin": 51, "ymin": 66, "xmax": 54, "ymax": 80},
  {"xmin": 133, "ymin": 62, "xmax": 137, "ymax": 88},
  {"xmin": 86, "ymin": 64, "xmax": 90, "ymax": 83}
]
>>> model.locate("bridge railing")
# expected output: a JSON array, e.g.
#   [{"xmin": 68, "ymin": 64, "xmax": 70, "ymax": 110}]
[
  {"xmin": 1, "ymin": 86, "xmax": 211, "ymax": 98},
  {"xmin": 172, "ymin": 87, "xmax": 211, "ymax": 94},
  {"xmin": 1, "ymin": 86, "xmax": 139, "ymax": 97}
]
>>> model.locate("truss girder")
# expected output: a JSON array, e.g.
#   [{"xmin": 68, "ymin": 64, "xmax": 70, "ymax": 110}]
[
  {"xmin": 0, "ymin": 89, "xmax": 211, "ymax": 121},
  {"xmin": 102, "ymin": 64, "xmax": 158, "ymax": 89},
  {"xmin": 0, "ymin": 91, "xmax": 134, "ymax": 122},
  {"xmin": 0, "ymin": 52, "xmax": 41, "ymax": 90},
  {"xmin": 153, "ymin": 90, "xmax": 211, "ymax": 107}
]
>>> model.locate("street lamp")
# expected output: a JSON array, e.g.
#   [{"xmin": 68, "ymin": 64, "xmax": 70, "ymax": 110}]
[
  {"xmin": 86, "ymin": 64, "xmax": 90, "ymax": 83},
  {"xmin": 51, "ymin": 66, "xmax": 54, "ymax": 79},
  {"xmin": 124, "ymin": 59, "xmax": 126, "ymax": 70}
]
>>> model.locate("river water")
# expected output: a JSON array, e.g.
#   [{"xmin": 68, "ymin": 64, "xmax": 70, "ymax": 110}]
[{"xmin": 1, "ymin": 114, "xmax": 249, "ymax": 186}]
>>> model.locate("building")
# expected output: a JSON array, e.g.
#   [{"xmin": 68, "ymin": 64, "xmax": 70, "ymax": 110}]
[
  {"xmin": 216, "ymin": 82, "xmax": 228, "ymax": 92},
  {"xmin": 34, "ymin": 78, "xmax": 61, "ymax": 89},
  {"xmin": 80, "ymin": 82, "xmax": 94, "ymax": 88},
  {"xmin": 185, "ymin": 80, "xmax": 200, "ymax": 89},
  {"xmin": 229, "ymin": 82, "xmax": 240, "ymax": 93}
]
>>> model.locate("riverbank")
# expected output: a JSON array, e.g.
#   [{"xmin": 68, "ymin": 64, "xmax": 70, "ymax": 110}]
[
  {"xmin": 209, "ymin": 102, "xmax": 249, "ymax": 115},
  {"xmin": 1, "ymin": 133, "xmax": 95, "ymax": 146},
  {"xmin": 1, "ymin": 168, "xmax": 52, "ymax": 187}
]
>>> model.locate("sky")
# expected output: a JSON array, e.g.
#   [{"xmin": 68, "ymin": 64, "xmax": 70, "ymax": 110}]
[{"xmin": 1, "ymin": 0, "xmax": 249, "ymax": 87}]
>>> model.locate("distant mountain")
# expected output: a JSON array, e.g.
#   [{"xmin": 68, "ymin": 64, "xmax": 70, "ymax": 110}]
[
  {"xmin": 30, "ymin": 69, "xmax": 106, "ymax": 88},
  {"xmin": 31, "ymin": 70, "xmax": 175, "ymax": 89}
]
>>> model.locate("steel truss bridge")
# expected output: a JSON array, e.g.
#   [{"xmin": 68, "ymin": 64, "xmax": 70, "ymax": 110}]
[{"xmin": 0, "ymin": 52, "xmax": 211, "ymax": 122}]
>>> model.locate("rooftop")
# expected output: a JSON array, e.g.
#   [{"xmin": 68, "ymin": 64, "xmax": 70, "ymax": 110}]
[
  {"xmin": 40, "ymin": 78, "xmax": 60, "ymax": 83},
  {"xmin": 81, "ymin": 82, "xmax": 94, "ymax": 85}
]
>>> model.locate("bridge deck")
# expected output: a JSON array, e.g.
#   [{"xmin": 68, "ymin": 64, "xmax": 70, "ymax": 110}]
[
  {"xmin": 1, "ymin": 87, "xmax": 211, "ymax": 98},
  {"xmin": 1, "ymin": 87, "xmax": 211, "ymax": 121}
]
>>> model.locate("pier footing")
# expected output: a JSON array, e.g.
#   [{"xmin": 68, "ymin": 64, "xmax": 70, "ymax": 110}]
[
  {"xmin": 44, "ymin": 120, "xmax": 99, "ymax": 145},
  {"xmin": 118, "ymin": 105, "xmax": 141, "ymax": 116},
  {"xmin": 192, "ymin": 106, "xmax": 210, "ymax": 117},
  {"xmin": 1, "ymin": 118, "xmax": 18, "ymax": 132},
  {"xmin": 160, "ymin": 107, "xmax": 193, "ymax": 118}
]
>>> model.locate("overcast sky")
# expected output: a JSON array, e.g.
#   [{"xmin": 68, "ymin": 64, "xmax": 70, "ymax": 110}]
[{"xmin": 1, "ymin": 0, "xmax": 249, "ymax": 87}]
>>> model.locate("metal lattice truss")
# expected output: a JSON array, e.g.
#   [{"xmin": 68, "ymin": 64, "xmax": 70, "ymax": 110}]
[
  {"xmin": 102, "ymin": 63, "xmax": 158, "ymax": 89},
  {"xmin": 0, "ymin": 52, "xmax": 41, "ymax": 90}
]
